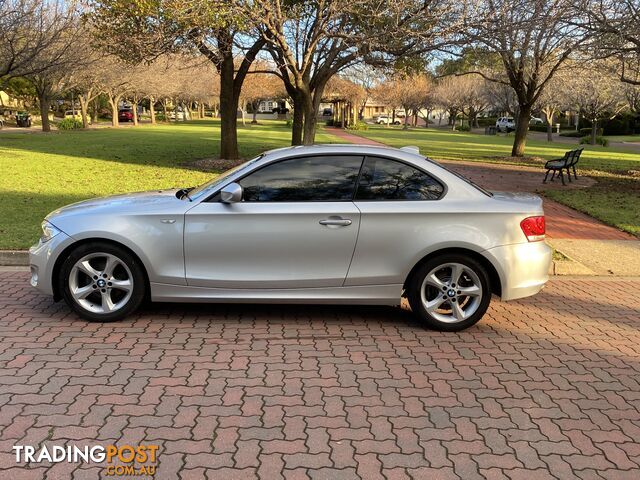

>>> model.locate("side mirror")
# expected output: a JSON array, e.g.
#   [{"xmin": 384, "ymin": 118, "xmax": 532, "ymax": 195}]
[{"xmin": 220, "ymin": 182, "xmax": 243, "ymax": 203}]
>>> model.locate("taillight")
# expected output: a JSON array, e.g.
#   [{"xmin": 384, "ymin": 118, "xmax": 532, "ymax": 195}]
[{"xmin": 520, "ymin": 216, "xmax": 545, "ymax": 242}]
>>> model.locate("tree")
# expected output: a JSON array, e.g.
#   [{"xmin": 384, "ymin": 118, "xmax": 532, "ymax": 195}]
[
  {"xmin": 535, "ymin": 73, "xmax": 570, "ymax": 141},
  {"xmin": 456, "ymin": 75, "xmax": 489, "ymax": 128},
  {"xmin": 435, "ymin": 77, "xmax": 465, "ymax": 129},
  {"xmin": 98, "ymin": 56, "xmax": 132, "ymax": 128},
  {"xmin": 583, "ymin": 0, "xmax": 640, "ymax": 85},
  {"xmin": 243, "ymin": 0, "xmax": 449, "ymax": 145},
  {"xmin": 0, "ymin": 0, "xmax": 79, "ymax": 82},
  {"xmin": 460, "ymin": 0, "xmax": 589, "ymax": 156},
  {"xmin": 567, "ymin": 61, "xmax": 628, "ymax": 144},
  {"xmin": 240, "ymin": 67, "xmax": 285, "ymax": 124},
  {"xmin": 90, "ymin": 0, "xmax": 265, "ymax": 159}
]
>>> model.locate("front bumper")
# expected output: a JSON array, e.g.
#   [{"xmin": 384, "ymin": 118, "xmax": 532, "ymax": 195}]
[
  {"xmin": 29, "ymin": 231, "xmax": 74, "ymax": 297},
  {"xmin": 484, "ymin": 241, "xmax": 552, "ymax": 301}
]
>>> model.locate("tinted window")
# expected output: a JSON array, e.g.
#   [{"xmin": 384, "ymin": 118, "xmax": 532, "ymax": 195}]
[
  {"xmin": 355, "ymin": 157, "xmax": 444, "ymax": 200},
  {"xmin": 240, "ymin": 156, "xmax": 363, "ymax": 202}
]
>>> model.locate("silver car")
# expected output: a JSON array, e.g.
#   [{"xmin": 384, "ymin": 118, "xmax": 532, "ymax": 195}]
[{"xmin": 29, "ymin": 145, "xmax": 551, "ymax": 331}]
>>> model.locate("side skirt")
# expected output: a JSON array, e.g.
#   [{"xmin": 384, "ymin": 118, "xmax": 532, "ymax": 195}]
[{"xmin": 150, "ymin": 283, "xmax": 403, "ymax": 305}]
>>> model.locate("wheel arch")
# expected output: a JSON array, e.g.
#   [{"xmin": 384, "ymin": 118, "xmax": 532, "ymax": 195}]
[
  {"xmin": 403, "ymin": 247, "xmax": 502, "ymax": 297},
  {"xmin": 51, "ymin": 238, "xmax": 151, "ymax": 302}
]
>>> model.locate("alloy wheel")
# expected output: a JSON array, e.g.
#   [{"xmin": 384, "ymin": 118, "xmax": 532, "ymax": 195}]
[
  {"xmin": 420, "ymin": 262, "xmax": 483, "ymax": 324},
  {"xmin": 68, "ymin": 252, "xmax": 133, "ymax": 314}
]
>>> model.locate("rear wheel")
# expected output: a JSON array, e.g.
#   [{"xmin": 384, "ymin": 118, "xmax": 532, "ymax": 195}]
[
  {"xmin": 59, "ymin": 242, "xmax": 146, "ymax": 322},
  {"xmin": 407, "ymin": 254, "xmax": 491, "ymax": 331}
]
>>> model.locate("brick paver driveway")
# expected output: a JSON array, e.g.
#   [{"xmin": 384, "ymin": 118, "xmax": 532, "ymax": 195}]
[{"xmin": 1, "ymin": 270, "xmax": 639, "ymax": 479}]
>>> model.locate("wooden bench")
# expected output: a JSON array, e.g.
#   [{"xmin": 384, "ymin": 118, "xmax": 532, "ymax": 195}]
[{"xmin": 543, "ymin": 148, "xmax": 583, "ymax": 185}]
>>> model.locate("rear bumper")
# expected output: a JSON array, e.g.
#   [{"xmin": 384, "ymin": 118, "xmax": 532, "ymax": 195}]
[{"xmin": 484, "ymin": 241, "xmax": 552, "ymax": 301}]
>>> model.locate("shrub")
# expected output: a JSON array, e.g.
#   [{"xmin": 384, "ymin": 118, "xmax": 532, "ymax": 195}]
[
  {"xmin": 579, "ymin": 135, "xmax": 609, "ymax": 147},
  {"xmin": 57, "ymin": 117, "xmax": 83, "ymax": 130},
  {"xmin": 528, "ymin": 124, "xmax": 549, "ymax": 132},
  {"xmin": 579, "ymin": 127, "xmax": 604, "ymax": 137},
  {"xmin": 285, "ymin": 119, "xmax": 293, "ymax": 127},
  {"xmin": 346, "ymin": 121, "xmax": 368, "ymax": 131},
  {"xmin": 456, "ymin": 124, "xmax": 471, "ymax": 132},
  {"xmin": 325, "ymin": 119, "xmax": 334, "ymax": 127}
]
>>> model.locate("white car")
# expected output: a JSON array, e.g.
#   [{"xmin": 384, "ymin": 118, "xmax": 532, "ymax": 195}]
[
  {"xmin": 496, "ymin": 117, "xmax": 515, "ymax": 132},
  {"xmin": 64, "ymin": 110, "xmax": 91, "ymax": 124},
  {"xmin": 374, "ymin": 115, "xmax": 402, "ymax": 125},
  {"xmin": 29, "ymin": 145, "xmax": 551, "ymax": 331}
]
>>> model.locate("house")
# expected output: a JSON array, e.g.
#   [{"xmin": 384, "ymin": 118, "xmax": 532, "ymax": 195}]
[{"xmin": 256, "ymin": 98, "xmax": 291, "ymax": 113}]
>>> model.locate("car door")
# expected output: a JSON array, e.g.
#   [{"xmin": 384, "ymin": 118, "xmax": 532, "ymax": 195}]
[
  {"xmin": 184, "ymin": 155, "xmax": 364, "ymax": 288},
  {"xmin": 346, "ymin": 156, "xmax": 446, "ymax": 287}
]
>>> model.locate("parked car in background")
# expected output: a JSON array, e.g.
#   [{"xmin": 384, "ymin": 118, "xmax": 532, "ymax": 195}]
[
  {"xmin": 496, "ymin": 117, "xmax": 515, "ymax": 132},
  {"xmin": 374, "ymin": 115, "xmax": 402, "ymax": 125},
  {"xmin": 530, "ymin": 117, "xmax": 544, "ymax": 125},
  {"xmin": 322, "ymin": 108, "xmax": 333, "ymax": 116},
  {"xmin": 30, "ymin": 144, "xmax": 551, "ymax": 331},
  {"xmin": 118, "ymin": 109, "xmax": 134, "ymax": 122},
  {"xmin": 15, "ymin": 111, "xmax": 32, "ymax": 127},
  {"xmin": 64, "ymin": 110, "xmax": 91, "ymax": 124}
]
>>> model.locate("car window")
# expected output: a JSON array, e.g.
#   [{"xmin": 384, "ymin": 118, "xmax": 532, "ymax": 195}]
[
  {"xmin": 240, "ymin": 155, "xmax": 363, "ymax": 202},
  {"xmin": 355, "ymin": 157, "xmax": 444, "ymax": 201}
]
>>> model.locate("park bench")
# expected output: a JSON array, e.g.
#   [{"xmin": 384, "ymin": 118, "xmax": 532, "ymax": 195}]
[{"xmin": 543, "ymin": 148, "xmax": 583, "ymax": 185}]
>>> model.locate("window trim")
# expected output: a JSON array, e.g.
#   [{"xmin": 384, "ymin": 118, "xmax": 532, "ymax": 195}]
[{"xmin": 203, "ymin": 153, "xmax": 448, "ymax": 203}]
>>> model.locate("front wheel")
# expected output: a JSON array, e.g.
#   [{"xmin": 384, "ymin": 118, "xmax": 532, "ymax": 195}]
[
  {"xmin": 407, "ymin": 254, "xmax": 491, "ymax": 331},
  {"xmin": 59, "ymin": 242, "xmax": 146, "ymax": 322}
]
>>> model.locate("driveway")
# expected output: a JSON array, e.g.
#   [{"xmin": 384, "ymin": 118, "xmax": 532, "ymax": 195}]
[{"xmin": 1, "ymin": 270, "xmax": 639, "ymax": 479}]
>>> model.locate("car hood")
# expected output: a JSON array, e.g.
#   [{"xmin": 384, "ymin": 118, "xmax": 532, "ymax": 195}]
[{"xmin": 46, "ymin": 189, "xmax": 184, "ymax": 221}]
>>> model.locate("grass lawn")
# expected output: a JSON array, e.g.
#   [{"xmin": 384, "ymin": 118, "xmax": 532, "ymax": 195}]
[
  {"xmin": 545, "ymin": 175, "xmax": 640, "ymax": 237},
  {"xmin": 356, "ymin": 126, "xmax": 640, "ymax": 174},
  {"xmin": 604, "ymin": 135, "xmax": 640, "ymax": 144},
  {"xmin": 0, "ymin": 119, "xmax": 340, "ymax": 249}
]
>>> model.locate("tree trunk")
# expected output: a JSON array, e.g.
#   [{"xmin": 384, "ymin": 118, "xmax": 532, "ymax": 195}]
[
  {"xmin": 149, "ymin": 96, "xmax": 156, "ymax": 125},
  {"xmin": 252, "ymin": 101, "xmax": 258, "ymax": 124},
  {"xmin": 289, "ymin": 90, "xmax": 304, "ymax": 145},
  {"xmin": 162, "ymin": 102, "xmax": 168, "ymax": 122},
  {"xmin": 109, "ymin": 96, "xmax": 119, "ymax": 127},
  {"xmin": 218, "ymin": 58, "xmax": 240, "ymax": 159},
  {"xmin": 79, "ymin": 95, "xmax": 90, "ymax": 129},
  {"xmin": 511, "ymin": 105, "xmax": 532, "ymax": 157},
  {"xmin": 403, "ymin": 108, "xmax": 410, "ymax": 130},
  {"xmin": 591, "ymin": 119, "xmax": 597, "ymax": 145},
  {"xmin": 547, "ymin": 122, "xmax": 553, "ymax": 142},
  {"xmin": 39, "ymin": 96, "xmax": 51, "ymax": 132},
  {"xmin": 132, "ymin": 99, "xmax": 139, "ymax": 126}
]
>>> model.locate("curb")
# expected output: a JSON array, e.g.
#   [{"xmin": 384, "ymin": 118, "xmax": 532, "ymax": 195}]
[{"xmin": 0, "ymin": 250, "xmax": 29, "ymax": 266}]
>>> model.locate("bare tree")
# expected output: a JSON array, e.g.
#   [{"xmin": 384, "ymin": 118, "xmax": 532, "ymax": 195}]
[
  {"xmin": 567, "ymin": 61, "xmax": 628, "ymax": 144},
  {"xmin": 0, "ymin": 0, "xmax": 79, "ymax": 81},
  {"xmin": 460, "ymin": 0, "xmax": 589, "ymax": 156},
  {"xmin": 90, "ymin": 0, "xmax": 265, "ymax": 159},
  {"xmin": 23, "ymin": 15, "xmax": 85, "ymax": 131},
  {"xmin": 583, "ymin": 0, "xmax": 640, "ymax": 85},
  {"xmin": 535, "ymin": 72, "xmax": 571, "ymax": 141},
  {"xmin": 434, "ymin": 77, "xmax": 465, "ymax": 130}
]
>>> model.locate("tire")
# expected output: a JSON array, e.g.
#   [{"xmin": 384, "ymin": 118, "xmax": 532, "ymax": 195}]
[
  {"xmin": 58, "ymin": 242, "xmax": 146, "ymax": 322},
  {"xmin": 407, "ymin": 254, "xmax": 491, "ymax": 331}
]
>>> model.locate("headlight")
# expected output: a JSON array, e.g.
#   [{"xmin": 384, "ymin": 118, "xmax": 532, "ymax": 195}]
[{"xmin": 39, "ymin": 221, "xmax": 61, "ymax": 245}]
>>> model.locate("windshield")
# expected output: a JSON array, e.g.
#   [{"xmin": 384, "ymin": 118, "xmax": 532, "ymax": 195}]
[{"xmin": 188, "ymin": 155, "xmax": 264, "ymax": 201}]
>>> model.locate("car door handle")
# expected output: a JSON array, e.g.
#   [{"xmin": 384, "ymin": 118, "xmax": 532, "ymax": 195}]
[{"xmin": 319, "ymin": 217, "xmax": 352, "ymax": 227}]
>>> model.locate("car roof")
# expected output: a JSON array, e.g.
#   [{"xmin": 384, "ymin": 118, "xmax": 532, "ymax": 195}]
[{"xmin": 263, "ymin": 144, "xmax": 423, "ymax": 160}]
